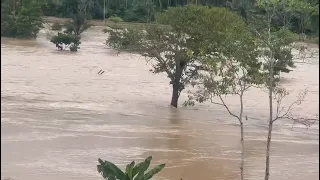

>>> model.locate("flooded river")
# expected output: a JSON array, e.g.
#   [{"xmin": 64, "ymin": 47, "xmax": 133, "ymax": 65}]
[{"xmin": 1, "ymin": 26, "xmax": 319, "ymax": 180}]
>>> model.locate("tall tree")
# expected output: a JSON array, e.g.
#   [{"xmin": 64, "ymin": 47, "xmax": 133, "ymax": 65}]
[
  {"xmin": 185, "ymin": 30, "xmax": 263, "ymax": 180},
  {"xmin": 105, "ymin": 5, "xmax": 260, "ymax": 107},
  {"xmin": 251, "ymin": 1, "xmax": 315, "ymax": 179}
]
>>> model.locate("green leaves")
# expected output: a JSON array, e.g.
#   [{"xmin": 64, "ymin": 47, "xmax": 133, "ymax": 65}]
[
  {"xmin": 125, "ymin": 161, "xmax": 135, "ymax": 179},
  {"xmin": 143, "ymin": 163, "xmax": 166, "ymax": 180},
  {"xmin": 132, "ymin": 156, "xmax": 152, "ymax": 177},
  {"xmin": 108, "ymin": 16, "xmax": 124, "ymax": 23},
  {"xmin": 105, "ymin": 5, "xmax": 258, "ymax": 106},
  {"xmin": 64, "ymin": 12, "xmax": 91, "ymax": 35},
  {"xmin": 1, "ymin": 5, "xmax": 43, "ymax": 38},
  {"xmin": 50, "ymin": 32, "xmax": 81, "ymax": 51},
  {"xmin": 178, "ymin": 6, "xmax": 264, "ymax": 106},
  {"xmin": 97, "ymin": 158, "xmax": 127, "ymax": 180},
  {"xmin": 105, "ymin": 24, "xmax": 145, "ymax": 52},
  {"xmin": 97, "ymin": 156, "xmax": 165, "ymax": 180},
  {"xmin": 49, "ymin": 12, "xmax": 89, "ymax": 52}
]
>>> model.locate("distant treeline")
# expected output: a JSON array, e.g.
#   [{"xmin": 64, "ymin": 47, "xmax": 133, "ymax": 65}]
[{"xmin": 1, "ymin": 0, "xmax": 319, "ymax": 35}]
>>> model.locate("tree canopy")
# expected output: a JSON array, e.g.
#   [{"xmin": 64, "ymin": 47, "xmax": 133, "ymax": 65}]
[
  {"xmin": 105, "ymin": 5, "xmax": 261, "ymax": 107},
  {"xmin": 1, "ymin": 0, "xmax": 318, "ymax": 36}
]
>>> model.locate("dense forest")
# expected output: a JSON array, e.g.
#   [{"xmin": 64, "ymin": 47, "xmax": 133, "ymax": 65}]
[{"xmin": 1, "ymin": 0, "xmax": 319, "ymax": 36}]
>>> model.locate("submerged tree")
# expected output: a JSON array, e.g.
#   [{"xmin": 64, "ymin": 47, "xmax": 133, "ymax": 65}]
[
  {"xmin": 252, "ymin": 1, "xmax": 318, "ymax": 180},
  {"xmin": 105, "ymin": 5, "xmax": 258, "ymax": 107},
  {"xmin": 50, "ymin": 12, "xmax": 90, "ymax": 52},
  {"xmin": 50, "ymin": 32, "xmax": 81, "ymax": 51},
  {"xmin": 184, "ymin": 16, "xmax": 263, "ymax": 180}
]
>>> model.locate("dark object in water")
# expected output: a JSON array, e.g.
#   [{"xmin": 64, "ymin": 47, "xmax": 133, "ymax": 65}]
[
  {"xmin": 56, "ymin": 44, "xmax": 63, "ymax": 50},
  {"xmin": 98, "ymin": 69, "xmax": 105, "ymax": 75}
]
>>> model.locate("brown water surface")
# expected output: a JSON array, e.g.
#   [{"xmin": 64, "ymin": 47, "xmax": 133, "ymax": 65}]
[{"xmin": 1, "ymin": 26, "xmax": 319, "ymax": 180}]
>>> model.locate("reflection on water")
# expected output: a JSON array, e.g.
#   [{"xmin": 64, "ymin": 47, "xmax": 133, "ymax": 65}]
[{"xmin": 1, "ymin": 26, "xmax": 319, "ymax": 180}]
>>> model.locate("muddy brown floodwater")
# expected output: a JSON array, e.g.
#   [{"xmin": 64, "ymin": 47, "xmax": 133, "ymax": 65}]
[{"xmin": 1, "ymin": 26, "xmax": 319, "ymax": 180}]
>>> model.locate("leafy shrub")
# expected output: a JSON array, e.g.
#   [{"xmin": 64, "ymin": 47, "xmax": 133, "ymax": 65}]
[
  {"xmin": 51, "ymin": 22, "xmax": 62, "ymax": 31},
  {"xmin": 1, "ymin": 6, "xmax": 43, "ymax": 38},
  {"xmin": 97, "ymin": 156, "xmax": 165, "ymax": 180},
  {"xmin": 50, "ymin": 32, "xmax": 81, "ymax": 51},
  {"xmin": 108, "ymin": 16, "xmax": 124, "ymax": 23}
]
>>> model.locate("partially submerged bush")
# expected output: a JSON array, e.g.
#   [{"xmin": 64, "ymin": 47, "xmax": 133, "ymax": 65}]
[
  {"xmin": 51, "ymin": 22, "xmax": 62, "ymax": 31},
  {"xmin": 50, "ymin": 32, "xmax": 81, "ymax": 51},
  {"xmin": 49, "ymin": 12, "xmax": 90, "ymax": 52},
  {"xmin": 108, "ymin": 16, "xmax": 124, "ymax": 23},
  {"xmin": 97, "ymin": 156, "xmax": 165, "ymax": 180}
]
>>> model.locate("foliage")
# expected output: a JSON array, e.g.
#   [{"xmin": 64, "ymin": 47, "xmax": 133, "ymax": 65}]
[
  {"xmin": 105, "ymin": 5, "xmax": 255, "ymax": 107},
  {"xmin": 247, "ymin": 1, "xmax": 299, "ymax": 78},
  {"xmin": 181, "ymin": 10, "xmax": 263, "ymax": 177},
  {"xmin": 50, "ymin": 32, "xmax": 81, "ymax": 51},
  {"xmin": 122, "ymin": 0, "xmax": 154, "ymax": 23},
  {"xmin": 51, "ymin": 22, "xmax": 63, "ymax": 30},
  {"xmin": 64, "ymin": 12, "xmax": 91, "ymax": 35},
  {"xmin": 97, "ymin": 156, "xmax": 165, "ymax": 180},
  {"xmin": 290, "ymin": 0, "xmax": 314, "ymax": 29},
  {"xmin": 108, "ymin": 16, "xmax": 124, "ymax": 23},
  {"xmin": 1, "ymin": 13, "xmax": 16, "ymax": 37},
  {"xmin": 250, "ymin": 1, "xmax": 312, "ymax": 180},
  {"xmin": 264, "ymin": 28, "xmax": 297, "ymax": 77},
  {"xmin": 1, "ymin": 4, "xmax": 43, "ymax": 38},
  {"xmin": 5, "ymin": 0, "xmax": 317, "ymax": 37},
  {"xmin": 252, "ymin": 1, "xmax": 298, "ymax": 85},
  {"xmin": 54, "ymin": 0, "xmax": 81, "ymax": 17},
  {"xmin": 40, "ymin": 0, "xmax": 59, "ymax": 16},
  {"xmin": 49, "ymin": 11, "xmax": 89, "ymax": 51},
  {"xmin": 185, "ymin": 41, "xmax": 263, "ymax": 106}
]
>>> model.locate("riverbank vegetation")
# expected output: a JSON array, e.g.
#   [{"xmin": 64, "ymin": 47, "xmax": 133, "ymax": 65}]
[
  {"xmin": 1, "ymin": 0, "xmax": 319, "ymax": 39},
  {"xmin": 1, "ymin": 3, "xmax": 43, "ymax": 38},
  {"xmin": 1, "ymin": 0, "xmax": 319, "ymax": 41},
  {"xmin": 1, "ymin": 0, "xmax": 319, "ymax": 180}
]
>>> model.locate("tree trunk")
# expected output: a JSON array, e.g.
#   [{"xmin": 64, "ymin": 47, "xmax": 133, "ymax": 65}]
[
  {"xmin": 171, "ymin": 83, "xmax": 179, "ymax": 107},
  {"xmin": 239, "ymin": 94, "xmax": 244, "ymax": 180},
  {"xmin": 265, "ymin": 120, "xmax": 273, "ymax": 180},
  {"xmin": 265, "ymin": 66, "xmax": 274, "ymax": 180},
  {"xmin": 159, "ymin": 0, "xmax": 162, "ymax": 11},
  {"xmin": 240, "ymin": 122, "xmax": 244, "ymax": 180},
  {"xmin": 12, "ymin": 0, "xmax": 17, "ymax": 15},
  {"xmin": 170, "ymin": 65, "xmax": 183, "ymax": 108}
]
